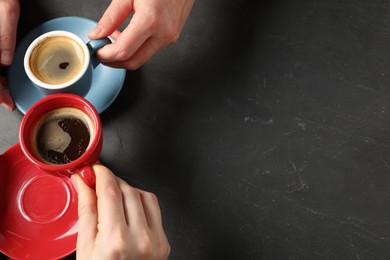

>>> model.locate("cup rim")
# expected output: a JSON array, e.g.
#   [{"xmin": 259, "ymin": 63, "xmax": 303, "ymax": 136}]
[
  {"xmin": 19, "ymin": 94, "xmax": 101, "ymax": 173},
  {"xmin": 23, "ymin": 30, "xmax": 90, "ymax": 90}
]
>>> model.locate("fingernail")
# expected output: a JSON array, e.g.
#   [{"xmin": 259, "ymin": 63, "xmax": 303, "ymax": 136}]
[
  {"xmin": 89, "ymin": 25, "xmax": 102, "ymax": 38},
  {"xmin": 71, "ymin": 175, "xmax": 79, "ymax": 193},
  {"xmin": 1, "ymin": 51, "xmax": 13, "ymax": 66},
  {"xmin": 1, "ymin": 103, "xmax": 13, "ymax": 111}
]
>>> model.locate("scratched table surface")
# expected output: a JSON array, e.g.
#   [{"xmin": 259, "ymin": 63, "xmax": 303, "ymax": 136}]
[{"xmin": 2, "ymin": 0, "xmax": 390, "ymax": 259}]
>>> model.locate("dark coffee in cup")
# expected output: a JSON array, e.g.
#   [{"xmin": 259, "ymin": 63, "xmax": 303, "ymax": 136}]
[
  {"xmin": 33, "ymin": 107, "xmax": 95, "ymax": 165},
  {"xmin": 29, "ymin": 36, "xmax": 85, "ymax": 85}
]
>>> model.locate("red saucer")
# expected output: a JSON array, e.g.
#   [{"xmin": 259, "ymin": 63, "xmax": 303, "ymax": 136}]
[{"xmin": 0, "ymin": 143, "xmax": 78, "ymax": 259}]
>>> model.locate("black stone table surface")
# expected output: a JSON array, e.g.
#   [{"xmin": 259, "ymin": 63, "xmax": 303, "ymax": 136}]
[{"xmin": 2, "ymin": 0, "xmax": 390, "ymax": 259}]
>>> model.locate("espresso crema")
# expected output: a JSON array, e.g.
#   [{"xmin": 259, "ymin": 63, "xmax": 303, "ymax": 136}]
[
  {"xmin": 33, "ymin": 107, "xmax": 95, "ymax": 165},
  {"xmin": 29, "ymin": 36, "xmax": 85, "ymax": 85}
]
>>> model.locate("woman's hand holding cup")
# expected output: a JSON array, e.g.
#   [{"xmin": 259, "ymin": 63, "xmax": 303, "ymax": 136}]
[{"xmin": 19, "ymin": 93, "xmax": 102, "ymax": 188}]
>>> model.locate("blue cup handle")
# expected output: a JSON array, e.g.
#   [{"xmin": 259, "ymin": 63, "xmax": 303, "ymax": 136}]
[{"xmin": 87, "ymin": 37, "xmax": 112, "ymax": 56}]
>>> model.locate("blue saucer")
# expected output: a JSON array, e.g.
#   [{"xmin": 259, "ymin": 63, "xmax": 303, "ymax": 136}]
[{"xmin": 8, "ymin": 17, "xmax": 126, "ymax": 114}]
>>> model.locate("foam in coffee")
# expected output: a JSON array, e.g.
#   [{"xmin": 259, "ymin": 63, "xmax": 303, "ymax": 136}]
[
  {"xmin": 30, "ymin": 36, "xmax": 85, "ymax": 85},
  {"xmin": 34, "ymin": 107, "xmax": 94, "ymax": 165}
]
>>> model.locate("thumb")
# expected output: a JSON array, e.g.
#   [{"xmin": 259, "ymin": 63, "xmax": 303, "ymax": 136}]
[{"xmin": 72, "ymin": 174, "xmax": 98, "ymax": 250}]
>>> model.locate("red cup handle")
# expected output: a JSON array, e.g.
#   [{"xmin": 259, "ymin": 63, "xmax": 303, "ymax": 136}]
[{"xmin": 75, "ymin": 165, "xmax": 96, "ymax": 189}]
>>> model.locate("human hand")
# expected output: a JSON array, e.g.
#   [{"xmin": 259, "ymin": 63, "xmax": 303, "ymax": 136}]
[
  {"xmin": 0, "ymin": 0, "xmax": 19, "ymax": 111},
  {"xmin": 88, "ymin": 0, "xmax": 195, "ymax": 70},
  {"xmin": 0, "ymin": 75, "xmax": 15, "ymax": 111},
  {"xmin": 73, "ymin": 164, "xmax": 171, "ymax": 259}
]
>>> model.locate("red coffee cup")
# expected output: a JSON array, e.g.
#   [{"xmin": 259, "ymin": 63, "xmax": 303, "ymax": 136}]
[{"xmin": 19, "ymin": 93, "xmax": 102, "ymax": 187}]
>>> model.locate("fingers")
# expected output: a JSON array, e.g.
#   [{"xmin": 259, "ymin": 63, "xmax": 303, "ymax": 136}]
[
  {"xmin": 88, "ymin": 0, "xmax": 133, "ymax": 40},
  {"xmin": 137, "ymin": 189, "xmax": 163, "ymax": 229},
  {"xmin": 75, "ymin": 163, "xmax": 170, "ymax": 259},
  {"xmin": 95, "ymin": 14, "xmax": 152, "ymax": 67},
  {"xmin": 100, "ymin": 36, "xmax": 164, "ymax": 70},
  {"xmin": 115, "ymin": 176, "xmax": 170, "ymax": 258},
  {"xmin": 88, "ymin": 0, "xmax": 196, "ymax": 70},
  {"xmin": 137, "ymin": 189, "xmax": 171, "ymax": 258},
  {"xmin": 73, "ymin": 174, "xmax": 98, "ymax": 251},
  {"xmin": 0, "ymin": 76, "xmax": 15, "ymax": 111},
  {"xmin": 0, "ymin": 0, "xmax": 20, "ymax": 111},
  {"xmin": 116, "ymin": 177, "xmax": 148, "ymax": 228},
  {"xmin": 93, "ymin": 164, "xmax": 128, "ymax": 232},
  {"xmin": 0, "ymin": 0, "xmax": 18, "ymax": 111},
  {"xmin": 93, "ymin": 164, "xmax": 164, "ymax": 232},
  {"xmin": 0, "ymin": 0, "xmax": 20, "ymax": 65},
  {"xmin": 90, "ymin": 0, "xmax": 195, "ymax": 70}
]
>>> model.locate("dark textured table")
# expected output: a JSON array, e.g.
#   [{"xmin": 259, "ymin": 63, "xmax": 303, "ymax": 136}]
[{"xmin": 3, "ymin": 0, "xmax": 390, "ymax": 259}]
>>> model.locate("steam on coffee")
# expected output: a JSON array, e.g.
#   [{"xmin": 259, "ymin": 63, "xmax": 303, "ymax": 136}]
[{"xmin": 35, "ymin": 108, "xmax": 93, "ymax": 165}]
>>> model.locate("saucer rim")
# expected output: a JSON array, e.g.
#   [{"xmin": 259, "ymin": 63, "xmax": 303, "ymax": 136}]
[
  {"xmin": 8, "ymin": 16, "xmax": 126, "ymax": 114},
  {"xmin": 0, "ymin": 143, "xmax": 78, "ymax": 259}
]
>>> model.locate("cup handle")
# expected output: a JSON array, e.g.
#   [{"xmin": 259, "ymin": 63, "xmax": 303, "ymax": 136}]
[
  {"xmin": 87, "ymin": 37, "xmax": 112, "ymax": 56},
  {"xmin": 75, "ymin": 164, "xmax": 96, "ymax": 189}
]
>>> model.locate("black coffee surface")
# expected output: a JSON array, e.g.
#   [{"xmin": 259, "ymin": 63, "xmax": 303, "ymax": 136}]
[
  {"xmin": 37, "ymin": 116, "xmax": 90, "ymax": 164},
  {"xmin": 30, "ymin": 36, "xmax": 84, "ymax": 85}
]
